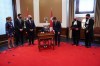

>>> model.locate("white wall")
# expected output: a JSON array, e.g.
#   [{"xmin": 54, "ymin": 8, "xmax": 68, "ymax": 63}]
[
  {"xmin": 62, "ymin": 0, "xmax": 69, "ymax": 28},
  {"xmin": 16, "ymin": 0, "xmax": 21, "ymax": 14},
  {"xmin": 34, "ymin": 0, "xmax": 40, "ymax": 27},
  {"xmin": 16, "ymin": 0, "xmax": 69, "ymax": 28}
]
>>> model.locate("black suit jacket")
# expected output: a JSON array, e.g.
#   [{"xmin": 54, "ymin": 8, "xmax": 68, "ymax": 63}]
[
  {"xmin": 25, "ymin": 20, "xmax": 35, "ymax": 32},
  {"xmin": 71, "ymin": 20, "xmax": 81, "ymax": 38},
  {"xmin": 85, "ymin": 18, "xmax": 94, "ymax": 37},
  {"xmin": 71, "ymin": 20, "xmax": 81, "ymax": 30},
  {"xmin": 53, "ymin": 21, "xmax": 61, "ymax": 32},
  {"xmin": 14, "ymin": 18, "xmax": 24, "ymax": 32}
]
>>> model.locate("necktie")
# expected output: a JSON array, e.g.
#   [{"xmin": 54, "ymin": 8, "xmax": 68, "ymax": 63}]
[
  {"xmin": 55, "ymin": 22, "xmax": 56, "ymax": 26},
  {"xmin": 19, "ymin": 19, "xmax": 21, "ymax": 24},
  {"xmin": 29, "ymin": 20, "xmax": 31, "ymax": 24}
]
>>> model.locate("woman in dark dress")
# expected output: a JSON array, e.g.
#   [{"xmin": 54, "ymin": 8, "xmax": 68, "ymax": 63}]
[{"xmin": 6, "ymin": 17, "xmax": 15, "ymax": 49}]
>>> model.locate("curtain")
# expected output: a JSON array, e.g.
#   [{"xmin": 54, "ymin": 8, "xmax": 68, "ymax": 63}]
[
  {"xmin": 95, "ymin": 0, "xmax": 100, "ymax": 27},
  {"xmin": 68, "ymin": 0, "xmax": 74, "ymax": 38}
]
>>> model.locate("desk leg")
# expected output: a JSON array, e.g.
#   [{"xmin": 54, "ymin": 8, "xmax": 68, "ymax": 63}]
[{"xmin": 50, "ymin": 38, "xmax": 54, "ymax": 50}]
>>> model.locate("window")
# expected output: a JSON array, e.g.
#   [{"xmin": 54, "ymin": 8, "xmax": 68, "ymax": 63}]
[
  {"xmin": 0, "ymin": 0, "xmax": 13, "ymax": 35},
  {"xmin": 75, "ymin": 0, "xmax": 95, "ymax": 14},
  {"xmin": 74, "ymin": 0, "xmax": 95, "ymax": 29}
]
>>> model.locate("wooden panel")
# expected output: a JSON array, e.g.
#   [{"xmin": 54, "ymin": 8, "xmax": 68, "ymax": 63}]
[
  {"xmin": 36, "ymin": 27, "xmax": 43, "ymax": 37},
  {"xmin": 36, "ymin": 28, "xmax": 99, "ymax": 40},
  {"xmin": 36, "ymin": 27, "xmax": 69, "ymax": 38},
  {"xmin": 80, "ymin": 29, "xmax": 85, "ymax": 39},
  {"xmin": 39, "ymin": 0, "xmax": 62, "ymax": 23},
  {"xmin": 20, "ymin": 0, "xmax": 34, "ymax": 19},
  {"xmin": 94, "ymin": 27, "xmax": 100, "ymax": 42},
  {"xmin": 61, "ymin": 28, "xmax": 69, "ymax": 38},
  {"xmin": 0, "ymin": 27, "xmax": 69, "ymax": 45},
  {"xmin": 0, "ymin": 35, "xmax": 7, "ymax": 45}
]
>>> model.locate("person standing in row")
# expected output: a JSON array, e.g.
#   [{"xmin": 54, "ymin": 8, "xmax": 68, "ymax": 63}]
[
  {"xmin": 53, "ymin": 17, "xmax": 61, "ymax": 47},
  {"xmin": 71, "ymin": 18, "xmax": 81, "ymax": 46},
  {"xmin": 14, "ymin": 14, "xmax": 24, "ymax": 46},
  {"xmin": 5, "ymin": 17, "xmax": 15, "ymax": 49},
  {"xmin": 26, "ymin": 15, "xmax": 36, "ymax": 45},
  {"xmin": 85, "ymin": 14, "xmax": 94, "ymax": 48}
]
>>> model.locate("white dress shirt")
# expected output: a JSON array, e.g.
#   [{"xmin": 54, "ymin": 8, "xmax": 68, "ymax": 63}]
[{"xmin": 73, "ymin": 21, "xmax": 77, "ymax": 25}]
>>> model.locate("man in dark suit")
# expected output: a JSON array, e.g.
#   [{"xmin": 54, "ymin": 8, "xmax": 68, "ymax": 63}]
[
  {"xmin": 53, "ymin": 17, "xmax": 61, "ymax": 47},
  {"xmin": 85, "ymin": 14, "xmax": 94, "ymax": 48},
  {"xmin": 14, "ymin": 14, "xmax": 24, "ymax": 46},
  {"xmin": 71, "ymin": 18, "xmax": 81, "ymax": 46},
  {"xmin": 26, "ymin": 15, "xmax": 36, "ymax": 45}
]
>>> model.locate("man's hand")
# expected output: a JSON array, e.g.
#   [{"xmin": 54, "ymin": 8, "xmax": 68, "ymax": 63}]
[
  {"xmin": 86, "ymin": 30, "xmax": 88, "ymax": 33},
  {"xmin": 58, "ymin": 32, "xmax": 60, "ymax": 34},
  {"xmin": 30, "ymin": 29, "xmax": 33, "ymax": 31},
  {"xmin": 53, "ymin": 30, "xmax": 55, "ymax": 34},
  {"xmin": 20, "ymin": 29, "xmax": 23, "ymax": 31},
  {"xmin": 76, "ymin": 28, "xmax": 79, "ymax": 30}
]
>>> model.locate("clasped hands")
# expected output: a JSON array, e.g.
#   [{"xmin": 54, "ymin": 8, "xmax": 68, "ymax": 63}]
[
  {"xmin": 19, "ymin": 29, "xmax": 23, "ymax": 31},
  {"xmin": 30, "ymin": 29, "xmax": 33, "ymax": 31},
  {"xmin": 53, "ymin": 30, "xmax": 60, "ymax": 34}
]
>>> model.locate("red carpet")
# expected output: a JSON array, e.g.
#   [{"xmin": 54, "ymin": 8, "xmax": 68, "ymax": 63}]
[{"xmin": 0, "ymin": 40, "xmax": 100, "ymax": 66}]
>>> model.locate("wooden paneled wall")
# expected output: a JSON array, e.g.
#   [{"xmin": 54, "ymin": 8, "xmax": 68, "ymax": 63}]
[
  {"xmin": 39, "ymin": 0, "xmax": 62, "ymax": 23},
  {"xmin": 20, "ymin": 0, "xmax": 34, "ymax": 18}
]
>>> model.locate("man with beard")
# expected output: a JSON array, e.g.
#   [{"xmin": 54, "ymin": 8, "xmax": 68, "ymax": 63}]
[
  {"xmin": 85, "ymin": 14, "xmax": 94, "ymax": 48},
  {"xmin": 15, "ymin": 14, "xmax": 24, "ymax": 46}
]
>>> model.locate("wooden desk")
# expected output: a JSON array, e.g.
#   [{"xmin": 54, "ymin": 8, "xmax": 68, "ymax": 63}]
[{"xmin": 38, "ymin": 32, "xmax": 55, "ymax": 51}]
